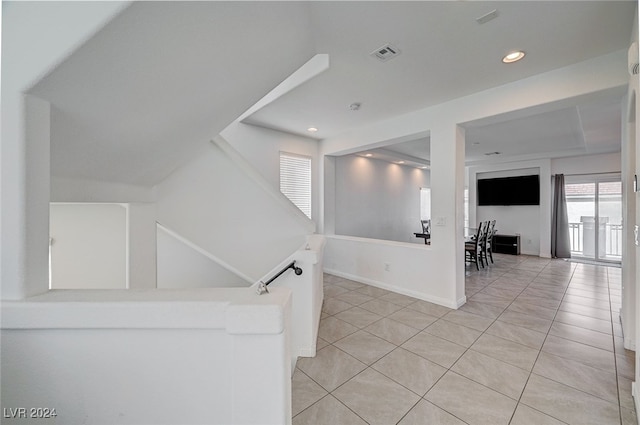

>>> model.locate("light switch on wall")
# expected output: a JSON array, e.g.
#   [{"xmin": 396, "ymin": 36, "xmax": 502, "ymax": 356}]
[{"xmin": 435, "ymin": 216, "xmax": 446, "ymax": 226}]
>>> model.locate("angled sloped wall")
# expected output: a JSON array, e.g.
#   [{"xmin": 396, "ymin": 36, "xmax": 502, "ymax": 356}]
[
  {"xmin": 156, "ymin": 137, "xmax": 316, "ymax": 282},
  {"xmin": 157, "ymin": 224, "xmax": 251, "ymax": 288}
]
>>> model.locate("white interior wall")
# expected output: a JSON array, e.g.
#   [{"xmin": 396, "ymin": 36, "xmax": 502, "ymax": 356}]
[
  {"xmin": 127, "ymin": 203, "xmax": 157, "ymax": 289},
  {"xmin": 472, "ymin": 167, "xmax": 542, "ymax": 256},
  {"xmin": 324, "ymin": 235, "xmax": 461, "ymax": 308},
  {"xmin": 1, "ymin": 287, "xmax": 293, "ymax": 425},
  {"xmin": 321, "ymin": 51, "xmax": 626, "ymax": 303},
  {"xmin": 633, "ymin": 1, "xmax": 640, "ymax": 407},
  {"xmin": 24, "ymin": 96, "xmax": 52, "ymax": 297},
  {"xmin": 469, "ymin": 160, "xmax": 551, "ymax": 257},
  {"xmin": 622, "ymin": 92, "xmax": 637, "ymax": 353},
  {"xmin": 50, "ymin": 203, "xmax": 127, "ymax": 289},
  {"xmin": 157, "ymin": 225, "xmax": 250, "ymax": 289},
  {"xmin": 2, "ymin": 0, "xmax": 129, "ymax": 300},
  {"xmin": 51, "ymin": 176, "xmax": 157, "ymax": 203},
  {"xmin": 550, "ymin": 152, "xmax": 621, "ymax": 175},
  {"xmin": 221, "ymin": 122, "xmax": 320, "ymax": 222},
  {"xmin": 155, "ymin": 138, "xmax": 315, "ymax": 283},
  {"xmin": 324, "ymin": 123, "xmax": 467, "ymax": 308},
  {"xmin": 334, "ymin": 155, "xmax": 430, "ymax": 244}
]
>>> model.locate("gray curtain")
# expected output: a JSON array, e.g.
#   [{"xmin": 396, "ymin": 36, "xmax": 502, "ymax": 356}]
[{"xmin": 551, "ymin": 174, "xmax": 571, "ymax": 258}]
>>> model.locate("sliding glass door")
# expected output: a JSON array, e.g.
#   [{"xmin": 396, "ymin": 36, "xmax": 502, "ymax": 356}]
[
  {"xmin": 565, "ymin": 176, "xmax": 622, "ymax": 263},
  {"xmin": 597, "ymin": 181, "xmax": 623, "ymax": 262}
]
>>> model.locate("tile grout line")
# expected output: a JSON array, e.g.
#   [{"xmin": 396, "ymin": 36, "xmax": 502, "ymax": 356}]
[
  {"xmin": 297, "ymin": 263, "xmax": 630, "ymax": 424},
  {"xmin": 607, "ymin": 266, "xmax": 626, "ymax": 425},
  {"xmin": 298, "ymin": 277, "xmax": 448, "ymax": 424},
  {"xmin": 462, "ymin": 260, "xmax": 622, "ymax": 423},
  {"xmin": 505, "ymin": 261, "xmax": 576, "ymax": 425},
  {"xmin": 459, "ymin": 261, "xmax": 569, "ymax": 424}
]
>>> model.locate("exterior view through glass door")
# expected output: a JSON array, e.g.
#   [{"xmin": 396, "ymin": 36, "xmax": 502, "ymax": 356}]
[{"xmin": 565, "ymin": 176, "xmax": 622, "ymax": 263}]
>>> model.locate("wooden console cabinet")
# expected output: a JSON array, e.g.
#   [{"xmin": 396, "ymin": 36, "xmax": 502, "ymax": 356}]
[{"xmin": 493, "ymin": 234, "xmax": 521, "ymax": 255}]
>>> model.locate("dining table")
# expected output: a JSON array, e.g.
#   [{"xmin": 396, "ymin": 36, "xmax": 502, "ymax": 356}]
[{"xmin": 414, "ymin": 232, "xmax": 430, "ymax": 244}]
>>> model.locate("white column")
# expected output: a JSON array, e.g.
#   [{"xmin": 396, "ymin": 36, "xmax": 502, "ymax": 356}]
[
  {"xmin": 430, "ymin": 122, "xmax": 466, "ymax": 305},
  {"xmin": 320, "ymin": 155, "xmax": 337, "ymax": 235}
]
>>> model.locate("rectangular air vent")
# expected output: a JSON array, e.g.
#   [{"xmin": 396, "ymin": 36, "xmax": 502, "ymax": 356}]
[
  {"xmin": 476, "ymin": 9, "xmax": 499, "ymax": 25},
  {"xmin": 371, "ymin": 43, "xmax": 401, "ymax": 62}
]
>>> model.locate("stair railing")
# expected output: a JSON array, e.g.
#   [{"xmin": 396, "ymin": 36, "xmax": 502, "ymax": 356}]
[{"xmin": 256, "ymin": 261, "xmax": 303, "ymax": 295}]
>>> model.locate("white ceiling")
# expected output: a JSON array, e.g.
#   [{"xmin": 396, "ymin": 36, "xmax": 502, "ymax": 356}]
[
  {"xmin": 372, "ymin": 87, "xmax": 627, "ymax": 167},
  {"xmin": 30, "ymin": 2, "xmax": 317, "ymax": 185},
  {"xmin": 27, "ymin": 1, "xmax": 636, "ymax": 185},
  {"xmin": 243, "ymin": 1, "xmax": 635, "ymax": 165}
]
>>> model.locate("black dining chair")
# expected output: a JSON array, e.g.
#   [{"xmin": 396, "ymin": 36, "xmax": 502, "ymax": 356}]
[
  {"xmin": 465, "ymin": 222, "xmax": 485, "ymax": 270},
  {"xmin": 484, "ymin": 220, "xmax": 496, "ymax": 264},
  {"xmin": 419, "ymin": 219, "xmax": 431, "ymax": 244},
  {"xmin": 420, "ymin": 219, "xmax": 431, "ymax": 234}
]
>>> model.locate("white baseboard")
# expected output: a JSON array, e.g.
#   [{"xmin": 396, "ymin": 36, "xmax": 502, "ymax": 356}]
[
  {"xmin": 619, "ymin": 308, "xmax": 637, "ymax": 351},
  {"xmin": 624, "ymin": 337, "xmax": 637, "ymax": 351},
  {"xmin": 323, "ymin": 268, "xmax": 461, "ymax": 309},
  {"xmin": 633, "ymin": 382, "xmax": 640, "ymax": 425},
  {"xmin": 298, "ymin": 348, "xmax": 316, "ymax": 358}
]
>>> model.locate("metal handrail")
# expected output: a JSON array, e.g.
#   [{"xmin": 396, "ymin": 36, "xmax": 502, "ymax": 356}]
[{"xmin": 256, "ymin": 261, "xmax": 303, "ymax": 295}]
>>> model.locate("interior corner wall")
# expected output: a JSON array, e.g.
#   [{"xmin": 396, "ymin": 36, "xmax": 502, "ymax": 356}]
[
  {"xmin": 128, "ymin": 203, "xmax": 157, "ymax": 289},
  {"xmin": 221, "ymin": 122, "xmax": 320, "ymax": 222},
  {"xmin": 321, "ymin": 155, "xmax": 337, "ymax": 235},
  {"xmin": 469, "ymin": 160, "xmax": 551, "ymax": 257},
  {"xmin": 25, "ymin": 96, "xmax": 52, "ymax": 298},
  {"xmin": 334, "ymin": 155, "xmax": 430, "ymax": 243},
  {"xmin": 155, "ymin": 141, "xmax": 311, "ymax": 282}
]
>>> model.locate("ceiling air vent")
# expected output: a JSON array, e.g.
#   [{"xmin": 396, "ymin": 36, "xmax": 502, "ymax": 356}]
[
  {"xmin": 371, "ymin": 43, "xmax": 401, "ymax": 62},
  {"xmin": 476, "ymin": 9, "xmax": 499, "ymax": 25}
]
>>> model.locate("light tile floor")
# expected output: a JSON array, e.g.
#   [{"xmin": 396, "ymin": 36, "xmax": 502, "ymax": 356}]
[{"xmin": 292, "ymin": 254, "xmax": 638, "ymax": 425}]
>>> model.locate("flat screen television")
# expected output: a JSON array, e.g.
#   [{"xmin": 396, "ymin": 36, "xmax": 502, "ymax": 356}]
[{"xmin": 477, "ymin": 174, "xmax": 540, "ymax": 206}]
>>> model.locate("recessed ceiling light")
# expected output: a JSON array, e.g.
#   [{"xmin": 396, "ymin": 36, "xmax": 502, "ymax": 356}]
[
  {"xmin": 397, "ymin": 161, "xmax": 405, "ymax": 164},
  {"xmin": 349, "ymin": 103, "xmax": 361, "ymax": 111},
  {"xmin": 307, "ymin": 127, "xmax": 318, "ymax": 133},
  {"xmin": 419, "ymin": 166, "xmax": 428, "ymax": 169},
  {"xmin": 502, "ymin": 51, "xmax": 525, "ymax": 64},
  {"xmin": 364, "ymin": 153, "xmax": 373, "ymax": 157}
]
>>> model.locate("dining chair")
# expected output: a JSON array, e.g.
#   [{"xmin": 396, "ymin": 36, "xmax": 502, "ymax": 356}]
[
  {"xmin": 420, "ymin": 219, "xmax": 431, "ymax": 234},
  {"xmin": 478, "ymin": 221, "xmax": 490, "ymax": 266},
  {"xmin": 419, "ymin": 219, "xmax": 431, "ymax": 245},
  {"xmin": 484, "ymin": 220, "xmax": 496, "ymax": 264},
  {"xmin": 465, "ymin": 222, "xmax": 485, "ymax": 270}
]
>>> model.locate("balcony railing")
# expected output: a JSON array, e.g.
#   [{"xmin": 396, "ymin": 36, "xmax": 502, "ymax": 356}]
[{"xmin": 568, "ymin": 222, "xmax": 622, "ymax": 259}]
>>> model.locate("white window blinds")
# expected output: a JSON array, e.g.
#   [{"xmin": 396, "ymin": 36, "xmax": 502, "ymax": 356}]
[{"xmin": 280, "ymin": 152, "xmax": 312, "ymax": 219}]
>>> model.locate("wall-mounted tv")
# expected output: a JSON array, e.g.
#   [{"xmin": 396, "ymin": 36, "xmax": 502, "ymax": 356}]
[{"xmin": 477, "ymin": 174, "xmax": 540, "ymax": 206}]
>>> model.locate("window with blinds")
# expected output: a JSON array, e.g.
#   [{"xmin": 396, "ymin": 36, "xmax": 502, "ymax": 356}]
[{"xmin": 280, "ymin": 152, "xmax": 312, "ymax": 219}]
